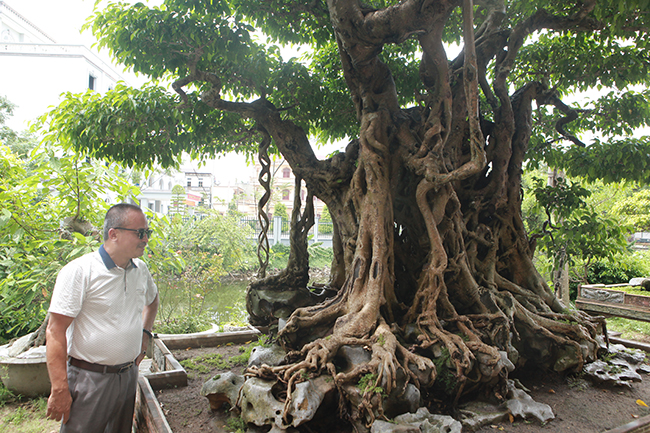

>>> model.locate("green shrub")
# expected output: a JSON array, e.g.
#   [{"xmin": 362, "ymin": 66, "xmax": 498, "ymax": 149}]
[
  {"xmin": 307, "ymin": 243, "xmax": 333, "ymax": 269},
  {"xmin": 0, "ymin": 142, "xmax": 135, "ymax": 343},
  {"xmin": 0, "ymin": 382, "xmax": 16, "ymax": 407},
  {"xmin": 154, "ymin": 311, "xmax": 213, "ymax": 335},
  {"xmin": 586, "ymin": 251, "xmax": 650, "ymax": 285}
]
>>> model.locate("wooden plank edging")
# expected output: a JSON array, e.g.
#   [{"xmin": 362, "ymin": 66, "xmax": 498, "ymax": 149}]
[
  {"xmin": 157, "ymin": 329, "xmax": 261, "ymax": 350},
  {"xmin": 576, "ymin": 299, "xmax": 650, "ymax": 323},
  {"xmin": 136, "ymin": 376, "xmax": 173, "ymax": 433}
]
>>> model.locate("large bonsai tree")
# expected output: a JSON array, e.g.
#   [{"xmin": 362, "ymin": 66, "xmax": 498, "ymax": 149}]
[{"xmin": 41, "ymin": 0, "xmax": 650, "ymax": 428}]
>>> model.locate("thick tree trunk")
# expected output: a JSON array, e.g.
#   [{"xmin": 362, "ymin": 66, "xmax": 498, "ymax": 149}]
[{"xmin": 238, "ymin": 0, "xmax": 607, "ymax": 427}]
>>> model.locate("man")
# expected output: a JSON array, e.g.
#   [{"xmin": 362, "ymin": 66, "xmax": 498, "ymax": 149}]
[{"xmin": 46, "ymin": 203, "xmax": 159, "ymax": 433}]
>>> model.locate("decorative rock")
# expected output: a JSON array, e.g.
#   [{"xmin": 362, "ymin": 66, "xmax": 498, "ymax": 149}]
[
  {"xmin": 239, "ymin": 376, "xmax": 335, "ymax": 429},
  {"xmin": 288, "ymin": 376, "xmax": 335, "ymax": 424},
  {"xmin": 389, "ymin": 407, "xmax": 463, "ymax": 433},
  {"xmin": 583, "ymin": 345, "xmax": 646, "ymax": 387},
  {"xmin": 371, "ymin": 420, "xmax": 420, "ymax": 433},
  {"xmin": 609, "ymin": 344, "xmax": 646, "ymax": 365},
  {"xmin": 7, "ymin": 333, "xmax": 34, "ymax": 357},
  {"xmin": 637, "ymin": 364, "xmax": 650, "ymax": 375},
  {"xmin": 499, "ymin": 351, "xmax": 516, "ymax": 373},
  {"xmin": 584, "ymin": 360, "xmax": 641, "ymax": 388},
  {"xmin": 248, "ymin": 344, "xmax": 287, "ymax": 368},
  {"xmin": 336, "ymin": 345, "xmax": 371, "ymax": 372},
  {"xmin": 407, "ymin": 357, "xmax": 435, "ymax": 388},
  {"xmin": 505, "ymin": 381, "xmax": 554, "ymax": 423},
  {"xmin": 200, "ymin": 372, "xmax": 245, "ymax": 410},
  {"xmin": 629, "ymin": 278, "xmax": 650, "ymax": 289},
  {"xmin": 240, "ymin": 378, "xmax": 285, "ymax": 427},
  {"xmin": 383, "ymin": 382, "xmax": 420, "ymax": 418},
  {"xmin": 458, "ymin": 400, "xmax": 510, "ymax": 431},
  {"xmin": 268, "ymin": 425, "xmax": 300, "ymax": 433},
  {"xmin": 476, "ymin": 350, "xmax": 515, "ymax": 381},
  {"xmin": 403, "ymin": 324, "xmax": 422, "ymax": 342}
]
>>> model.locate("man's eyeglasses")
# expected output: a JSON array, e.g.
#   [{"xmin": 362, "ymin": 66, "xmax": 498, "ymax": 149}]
[{"xmin": 113, "ymin": 227, "xmax": 153, "ymax": 239}]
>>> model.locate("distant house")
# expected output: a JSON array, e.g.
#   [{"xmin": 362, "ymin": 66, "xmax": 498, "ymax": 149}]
[
  {"xmin": 138, "ymin": 164, "xmax": 257, "ymax": 217},
  {"xmin": 254, "ymin": 158, "xmax": 327, "ymax": 219}
]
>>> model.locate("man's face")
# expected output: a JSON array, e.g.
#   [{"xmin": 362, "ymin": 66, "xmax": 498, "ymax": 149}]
[{"xmin": 113, "ymin": 210, "xmax": 150, "ymax": 259}]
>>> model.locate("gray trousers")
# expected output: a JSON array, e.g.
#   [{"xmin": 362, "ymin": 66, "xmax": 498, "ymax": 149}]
[{"xmin": 60, "ymin": 362, "xmax": 138, "ymax": 433}]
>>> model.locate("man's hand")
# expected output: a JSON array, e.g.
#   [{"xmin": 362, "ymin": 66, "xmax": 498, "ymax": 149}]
[
  {"xmin": 47, "ymin": 388, "xmax": 72, "ymax": 423},
  {"xmin": 46, "ymin": 312, "xmax": 74, "ymax": 424}
]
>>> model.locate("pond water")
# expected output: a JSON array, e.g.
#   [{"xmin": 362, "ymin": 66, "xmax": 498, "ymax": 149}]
[
  {"xmin": 205, "ymin": 279, "xmax": 249, "ymax": 325},
  {"xmin": 157, "ymin": 279, "xmax": 249, "ymax": 328},
  {"xmin": 156, "ymin": 270, "xmax": 330, "ymax": 329}
]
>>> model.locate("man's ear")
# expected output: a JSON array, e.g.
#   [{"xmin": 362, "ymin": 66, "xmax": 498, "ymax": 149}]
[{"xmin": 107, "ymin": 227, "xmax": 118, "ymax": 241}]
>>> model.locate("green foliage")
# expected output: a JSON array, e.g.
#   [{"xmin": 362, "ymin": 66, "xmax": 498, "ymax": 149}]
[
  {"xmin": 607, "ymin": 317, "xmax": 650, "ymax": 342},
  {"xmin": 308, "ymin": 243, "xmax": 333, "ymax": 269},
  {"xmin": 225, "ymin": 415, "xmax": 247, "ymax": 433},
  {"xmin": 267, "ymin": 243, "xmax": 290, "ymax": 270},
  {"xmin": 273, "ymin": 203, "xmax": 288, "ymax": 220},
  {"xmin": 180, "ymin": 353, "xmax": 231, "ymax": 372},
  {"xmin": 265, "ymin": 241, "xmax": 332, "ymax": 271},
  {"xmin": 228, "ymin": 345, "xmax": 254, "ymax": 367},
  {"xmin": 145, "ymin": 211, "xmax": 257, "ymax": 333},
  {"xmin": 526, "ymin": 172, "xmax": 631, "ymax": 283},
  {"xmin": 610, "ymin": 286, "xmax": 650, "ymax": 296},
  {"xmin": 29, "ymin": 0, "xmax": 647, "ymax": 188},
  {"xmin": 611, "ymin": 188, "xmax": 650, "ymax": 231},
  {"xmin": 150, "ymin": 247, "xmax": 224, "ymax": 334},
  {"xmin": 0, "ymin": 98, "xmax": 37, "ymax": 160},
  {"xmin": 154, "ymin": 312, "xmax": 213, "ymax": 335},
  {"xmin": 0, "ymin": 138, "xmax": 138, "ymax": 342},
  {"xmin": 0, "ymin": 381, "xmax": 15, "ymax": 407},
  {"xmin": 24, "ymin": 1, "xmax": 650, "ymax": 342},
  {"xmin": 432, "ymin": 347, "xmax": 458, "ymax": 396},
  {"xmin": 220, "ymin": 301, "xmax": 249, "ymax": 328},
  {"xmin": 531, "ymin": 176, "xmax": 591, "ymax": 222},
  {"xmin": 179, "ymin": 338, "xmax": 270, "ymax": 375},
  {"xmin": 357, "ymin": 373, "xmax": 385, "ymax": 396},
  {"xmin": 170, "ymin": 184, "xmax": 187, "ymax": 216},
  {"xmin": 586, "ymin": 251, "xmax": 650, "ymax": 285},
  {"xmin": 320, "ymin": 205, "xmax": 331, "ymax": 222},
  {"xmin": 317, "ymin": 206, "xmax": 333, "ymax": 235},
  {"xmin": 0, "ymin": 395, "xmax": 57, "ymax": 432}
]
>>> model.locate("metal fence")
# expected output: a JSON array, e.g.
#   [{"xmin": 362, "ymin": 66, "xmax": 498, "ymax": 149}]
[{"xmin": 239, "ymin": 216, "xmax": 333, "ymax": 247}]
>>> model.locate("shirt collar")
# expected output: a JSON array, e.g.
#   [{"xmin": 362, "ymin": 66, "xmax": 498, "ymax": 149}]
[{"xmin": 99, "ymin": 245, "xmax": 138, "ymax": 269}]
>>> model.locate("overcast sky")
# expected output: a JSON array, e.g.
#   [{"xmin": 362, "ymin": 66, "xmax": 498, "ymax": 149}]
[
  {"xmin": 16, "ymin": 0, "xmax": 99, "ymax": 44},
  {"xmin": 14, "ymin": 0, "xmax": 154, "ymax": 86}
]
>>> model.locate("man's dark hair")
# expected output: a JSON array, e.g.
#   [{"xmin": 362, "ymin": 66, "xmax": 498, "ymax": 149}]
[{"xmin": 103, "ymin": 203, "xmax": 144, "ymax": 241}]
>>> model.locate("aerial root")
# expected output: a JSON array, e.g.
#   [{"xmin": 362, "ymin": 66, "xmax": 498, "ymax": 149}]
[
  {"xmin": 396, "ymin": 343, "xmax": 436, "ymax": 387},
  {"xmin": 425, "ymin": 323, "xmax": 475, "ymax": 376},
  {"xmin": 278, "ymin": 297, "xmax": 346, "ymax": 342}
]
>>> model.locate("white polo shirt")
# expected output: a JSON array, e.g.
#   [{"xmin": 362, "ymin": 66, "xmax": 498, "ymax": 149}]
[{"xmin": 49, "ymin": 245, "xmax": 158, "ymax": 365}]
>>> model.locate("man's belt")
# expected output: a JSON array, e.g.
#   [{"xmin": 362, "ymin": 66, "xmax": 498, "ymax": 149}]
[{"xmin": 69, "ymin": 357, "xmax": 135, "ymax": 374}]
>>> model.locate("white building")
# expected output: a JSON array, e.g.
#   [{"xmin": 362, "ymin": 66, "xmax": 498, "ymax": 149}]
[
  {"xmin": 0, "ymin": 1, "xmax": 128, "ymax": 131},
  {"xmin": 137, "ymin": 160, "xmax": 258, "ymax": 217}
]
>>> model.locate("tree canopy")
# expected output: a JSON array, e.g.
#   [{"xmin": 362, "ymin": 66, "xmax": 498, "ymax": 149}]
[{"xmin": 39, "ymin": 0, "xmax": 650, "ymax": 431}]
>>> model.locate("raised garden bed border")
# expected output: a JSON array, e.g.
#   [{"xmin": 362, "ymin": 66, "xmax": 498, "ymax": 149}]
[
  {"xmin": 577, "ymin": 284, "xmax": 650, "ymax": 323},
  {"xmin": 134, "ymin": 328, "xmax": 260, "ymax": 433}
]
